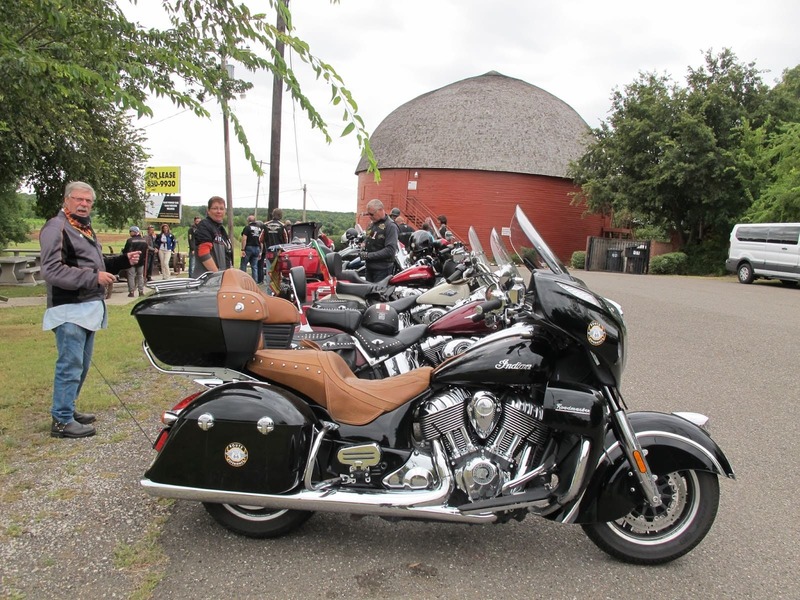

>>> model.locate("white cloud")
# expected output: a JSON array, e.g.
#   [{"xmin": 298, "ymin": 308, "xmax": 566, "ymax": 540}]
[{"xmin": 136, "ymin": 0, "xmax": 800, "ymax": 216}]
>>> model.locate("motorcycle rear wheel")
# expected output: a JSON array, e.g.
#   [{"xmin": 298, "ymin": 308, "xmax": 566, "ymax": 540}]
[
  {"xmin": 582, "ymin": 469, "xmax": 719, "ymax": 565},
  {"xmin": 203, "ymin": 503, "xmax": 313, "ymax": 538}
]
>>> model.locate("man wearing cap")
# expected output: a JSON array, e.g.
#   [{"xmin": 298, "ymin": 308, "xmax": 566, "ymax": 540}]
[{"xmin": 123, "ymin": 226, "xmax": 149, "ymax": 297}]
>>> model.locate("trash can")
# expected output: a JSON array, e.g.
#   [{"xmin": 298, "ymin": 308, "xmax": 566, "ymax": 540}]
[
  {"xmin": 606, "ymin": 249, "xmax": 623, "ymax": 272},
  {"xmin": 624, "ymin": 245, "xmax": 649, "ymax": 274}
]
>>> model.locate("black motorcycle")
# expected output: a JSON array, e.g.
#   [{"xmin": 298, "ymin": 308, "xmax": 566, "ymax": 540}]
[{"xmin": 135, "ymin": 206, "xmax": 734, "ymax": 565}]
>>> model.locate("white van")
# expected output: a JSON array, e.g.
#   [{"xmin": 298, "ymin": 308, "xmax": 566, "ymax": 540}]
[{"xmin": 725, "ymin": 223, "xmax": 800, "ymax": 285}]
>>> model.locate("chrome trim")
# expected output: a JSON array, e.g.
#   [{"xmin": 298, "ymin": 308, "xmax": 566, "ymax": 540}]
[
  {"xmin": 672, "ymin": 411, "xmax": 710, "ymax": 431},
  {"xmin": 141, "ymin": 440, "xmax": 494, "ymax": 524},
  {"xmin": 602, "ymin": 430, "xmax": 729, "ymax": 476},
  {"xmin": 304, "ymin": 422, "xmax": 339, "ymax": 491},
  {"xmin": 197, "ymin": 413, "xmax": 214, "ymax": 431},
  {"xmin": 557, "ymin": 438, "xmax": 591, "ymax": 505},
  {"xmin": 257, "ymin": 417, "xmax": 275, "ymax": 435},
  {"xmin": 501, "ymin": 455, "xmax": 553, "ymax": 495},
  {"xmin": 142, "ymin": 342, "xmax": 256, "ymax": 383}
]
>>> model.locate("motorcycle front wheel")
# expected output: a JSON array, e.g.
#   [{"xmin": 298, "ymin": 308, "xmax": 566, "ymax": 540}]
[
  {"xmin": 203, "ymin": 503, "xmax": 313, "ymax": 538},
  {"xmin": 582, "ymin": 469, "xmax": 719, "ymax": 565}
]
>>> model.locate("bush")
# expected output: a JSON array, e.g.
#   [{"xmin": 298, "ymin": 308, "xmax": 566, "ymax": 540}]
[
  {"xmin": 570, "ymin": 251, "xmax": 586, "ymax": 269},
  {"xmin": 649, "ymin": 252, "xmax": 688, "ymax": 275}
]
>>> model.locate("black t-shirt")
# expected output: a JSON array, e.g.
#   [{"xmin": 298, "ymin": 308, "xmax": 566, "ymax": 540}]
[{"xmin": 241, "ymin": 222, "xmax": 262, "ymax": 247}]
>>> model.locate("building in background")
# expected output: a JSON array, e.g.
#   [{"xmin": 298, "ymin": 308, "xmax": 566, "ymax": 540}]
[{"xmin": 354, "ymin": 71, "xmax": 610, "ymax": 260}]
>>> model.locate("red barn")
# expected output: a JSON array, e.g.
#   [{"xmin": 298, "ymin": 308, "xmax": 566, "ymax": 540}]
[{"xmin": 354, "ymin": 71, "xmax": 610, "ymax": 261}]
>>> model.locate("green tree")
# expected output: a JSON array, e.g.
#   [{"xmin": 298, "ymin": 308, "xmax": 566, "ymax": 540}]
[
  {"xmin": 570, "ymin": 49, "xmax": 768, "ymax": 247},
  {"xmin": 0, "ymin": 0, "xmax": 374, "ymax": 237},
  {"xmin": 745, "ymin": 122, "xmax": 800, "ymax": 222}
]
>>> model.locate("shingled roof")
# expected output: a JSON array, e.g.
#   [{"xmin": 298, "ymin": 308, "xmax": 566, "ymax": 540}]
[{"xmin": 355, "ymin": 71, "xmax": 590, "ymax": 178}]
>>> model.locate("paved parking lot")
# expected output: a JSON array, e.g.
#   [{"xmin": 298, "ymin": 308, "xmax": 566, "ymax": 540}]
[{"xmin": 155, "ymin": 272, "xmax": 800, "ymax": 599}]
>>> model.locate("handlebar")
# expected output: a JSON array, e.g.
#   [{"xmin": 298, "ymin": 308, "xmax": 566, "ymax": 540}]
[{"xmin": 471, "ymin": 298, "xmax": 504, "ymax": 322}]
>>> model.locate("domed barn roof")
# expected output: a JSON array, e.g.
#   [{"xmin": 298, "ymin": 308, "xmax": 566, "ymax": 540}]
[{"xmin": 355, "ymin": 71, "xmax": 590, "ymax": 177}]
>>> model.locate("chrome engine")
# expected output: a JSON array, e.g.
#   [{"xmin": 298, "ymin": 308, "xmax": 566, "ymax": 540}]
[
  {"xmin": 410, "ymin": 304, "xmax": 447, "ymax": 325},
  {"xmin": 418, "ymin": 336, "xmax": 479, "ymax": 366},
  {"xmin": 412, "ymin": 387, "xmax": 550, "ymax": 502}
]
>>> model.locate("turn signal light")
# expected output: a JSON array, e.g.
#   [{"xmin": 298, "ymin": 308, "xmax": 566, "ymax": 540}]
[{"xmin": 633, "ymin": 450, "xmax": 648, "ymax": 473}]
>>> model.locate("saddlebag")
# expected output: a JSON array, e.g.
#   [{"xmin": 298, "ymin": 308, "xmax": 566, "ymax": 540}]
[{"xmin": 145, "ymin": 382, "xmax": 316, "ymax": 494}]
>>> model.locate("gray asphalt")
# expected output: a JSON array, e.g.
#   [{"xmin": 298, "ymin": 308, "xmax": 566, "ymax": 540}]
[{"xmin": 154, "ymin": 272, "xmax": 800, "ymax": 599}]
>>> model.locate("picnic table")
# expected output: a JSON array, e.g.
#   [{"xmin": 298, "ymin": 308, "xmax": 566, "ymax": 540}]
[{"xmin": 0, "ymin": 256, "xmax": 41, "ymax": 285}]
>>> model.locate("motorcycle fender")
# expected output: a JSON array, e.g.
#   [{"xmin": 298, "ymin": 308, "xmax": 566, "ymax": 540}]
[
  {"xmin": 145, "ymin": 382, "xmax": 317, "ymax": 495},
  {"xmin": 572, "ymin": 411, "xmax": 735, "ymax": 524}
]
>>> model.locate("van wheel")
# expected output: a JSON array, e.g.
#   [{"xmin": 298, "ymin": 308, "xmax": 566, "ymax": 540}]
[{"xmin": 737, "ymin": 262, "xmax": 754, "ymax": 284}]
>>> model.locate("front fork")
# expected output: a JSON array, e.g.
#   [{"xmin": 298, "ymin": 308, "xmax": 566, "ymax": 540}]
[{"xmin": 604, "ymin": 386, "xmax": 662, "ymax": 508}]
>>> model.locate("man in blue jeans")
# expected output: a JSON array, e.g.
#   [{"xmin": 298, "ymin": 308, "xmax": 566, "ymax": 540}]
[
  {"xmin": 39, "ymin": 181, "xmax": 141, "ymax": 438},
  {"xmin": 240, "ymin": 214, "xmax": 263, "ymax": 280}
]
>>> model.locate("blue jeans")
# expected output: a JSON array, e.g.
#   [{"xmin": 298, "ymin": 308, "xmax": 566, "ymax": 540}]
[
  {"xmin": 240, "ymin": 246, "xmax": 260, "ymax": 281},
  {"xmin": 52, "ymin": 322, "xmax": 95, "ymax": 424}
]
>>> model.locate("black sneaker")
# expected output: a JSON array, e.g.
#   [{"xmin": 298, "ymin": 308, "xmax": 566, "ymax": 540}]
[
  {"xmin": 51, "ymin": 419, "xmax": 96, "ymax": 438},
  {"xmin": 73, "ymin": 411, "xmax": 96, "ymax": 425}
]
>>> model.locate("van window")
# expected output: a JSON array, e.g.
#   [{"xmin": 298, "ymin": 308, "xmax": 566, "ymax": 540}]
[
  {"xmin": 766, "ymin": 226, "xmax": 800, "ymax": 245},
  {"xmin": 735, "ymin": 226, "xmax": 768, "ymax": 243}
]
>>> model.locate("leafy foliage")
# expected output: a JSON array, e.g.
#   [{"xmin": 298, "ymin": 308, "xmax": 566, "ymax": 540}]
[
  {"xmin": 0, "ymin": 0, "xmax": 375, "ymax": 238},
  {"xmin": 569, "ymin": 49, "xmax": 770, "ymax": 247},
  {"xmin": 649, "ymin": 252, "xmax": 688, "ymax": 275},
  {"xmin": 570, "ymin": 251, "xmax": 586, "ymax": 269}
]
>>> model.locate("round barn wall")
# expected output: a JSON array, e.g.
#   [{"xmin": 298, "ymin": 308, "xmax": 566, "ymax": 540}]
[{"xmin": 355, "ymin": 71, "xmax": 610, "ymax": 261}]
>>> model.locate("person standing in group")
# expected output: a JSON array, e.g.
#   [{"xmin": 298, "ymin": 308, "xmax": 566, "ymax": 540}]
[
  {"xmin": 360, "ymin": 198, "xmax": 399, "ymax": 283},
  {"xmin": 145, "ymin": 225, "xmax": 156, "ymax": 281},
  {"xmin": 39, "ymin": 181, "xmax": 141, "ymax": 438},
  {"xmin": 194, "ymin": 196, "xmax": 234, "ymax": 275},
  {"xmin": 395, "ymin": 215, "xmax": 415, "ymax": 248},
  {"xmin": 155, "ymin": 223, "xmax": 177, "ymax": 279},
  {"xmin": 437, "ymin": 215, "xmax": 448, "ymax": 238},
  {"xmin": 260, "ymin": 207, "xmax": 288, "ymax": 283},
  {"xmin": 122, "ymin": 226, "xmax": 148, "ymax": 297},
  {"xmin": 187, "ymin": 215, "xmax": 201, "ymax": 277},
  {"xmin": 240, "ymin": 214, "xmax": 263, "ymax": 280}
]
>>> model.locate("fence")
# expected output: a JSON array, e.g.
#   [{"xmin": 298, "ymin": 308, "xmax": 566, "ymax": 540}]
[{"xmin": 585, "ymin": 237, "xmax": 651, "ymax": 274}]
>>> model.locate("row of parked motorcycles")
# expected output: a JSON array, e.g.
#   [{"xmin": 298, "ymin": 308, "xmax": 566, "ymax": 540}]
[{"xmin": 134, "ymin": 206, "xmax": 734, "ymax": 565}]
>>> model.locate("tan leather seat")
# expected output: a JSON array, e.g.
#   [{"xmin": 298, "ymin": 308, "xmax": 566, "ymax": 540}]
[{"xmin": 249, "ymin": 349, "xmax": 433, "ymax": 426}]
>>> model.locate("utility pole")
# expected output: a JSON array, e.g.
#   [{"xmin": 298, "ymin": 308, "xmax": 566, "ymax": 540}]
[
  {"xmin": 268, "ymin": 0, "xmax": 288, "ymax": 216},
  {"xmin": 302, "ymin": 184, "xmax": 307, "ymax": 222}
]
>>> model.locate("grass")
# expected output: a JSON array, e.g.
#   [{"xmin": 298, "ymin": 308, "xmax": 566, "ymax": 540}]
[
  {"xmin": 0, "ymin": 302, "xmax": 196, "ymax": 468},
  {"xmin": 0, "ymin": 284, "xmax": 47, "ymax": 298}
]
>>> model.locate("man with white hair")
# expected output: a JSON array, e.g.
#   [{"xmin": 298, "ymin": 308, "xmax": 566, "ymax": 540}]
[{"xmin": 39, "ymin": 181, "xmax": 141, "ymax": 438}]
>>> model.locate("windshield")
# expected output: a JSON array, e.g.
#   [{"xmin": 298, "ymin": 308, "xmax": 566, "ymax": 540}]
[
  {"xmin": 508, "ymin": 205, "xmax": 568, "ymax": 276},
  {"xmin": 468, "ymin": 227, "xmax": 492, "ymax": 271},
  {"xmin": 489, "ymin": 228, "xmax": 520, "ymax": 277}
]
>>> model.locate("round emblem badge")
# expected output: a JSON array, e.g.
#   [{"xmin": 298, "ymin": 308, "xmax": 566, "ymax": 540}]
[
  {"xmin": 224, "ymin": 442, "xmax": 249, "ymax": 467},
  {"xmin": 587, "ymin": 321, "xmax": 607, "ymax": 346}
]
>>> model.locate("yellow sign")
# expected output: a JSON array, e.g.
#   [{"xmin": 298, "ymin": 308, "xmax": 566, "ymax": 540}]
[{"xmin": 145, "ymin": 166, "xmax": 181, "ymax": 194}]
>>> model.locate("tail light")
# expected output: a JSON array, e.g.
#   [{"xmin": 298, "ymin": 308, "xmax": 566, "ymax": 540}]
[{"xmin": 153, "ymin": 391, "xmax": 204, "ymax": 452}]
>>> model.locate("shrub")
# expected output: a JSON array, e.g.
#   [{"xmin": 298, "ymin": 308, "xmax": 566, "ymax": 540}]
[
  {"xmin": 649, "ymin": 252, "xmax": 688, "ymax": 275},
  {"xmin": 570, "ymin": 251, "xmax": 586, "ymax": 269}
]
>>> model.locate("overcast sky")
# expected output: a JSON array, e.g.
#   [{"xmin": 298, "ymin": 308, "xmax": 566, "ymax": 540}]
[{"xmin": 136, "ymin": 0, "xmax": 800, "ymax": 216}]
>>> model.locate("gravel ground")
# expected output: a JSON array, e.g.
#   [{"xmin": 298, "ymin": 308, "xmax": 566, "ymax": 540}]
[{"xmin": 0, "ymin": 391, "xmax": 194, "ymax": 599}]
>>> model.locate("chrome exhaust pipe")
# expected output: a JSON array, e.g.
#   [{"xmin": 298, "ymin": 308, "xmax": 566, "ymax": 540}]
[{"xmin": 141, "ymin": 440, "xmax": 497, "ymax": 524}]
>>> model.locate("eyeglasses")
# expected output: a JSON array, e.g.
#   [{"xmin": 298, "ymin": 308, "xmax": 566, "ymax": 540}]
[
  {"xmin": 362, "ymin": 211, "xmax": 377, "ymax": 217},
  {"xmin": 68, "ymin": 195, "xmax": 94, "ymax": 204}
]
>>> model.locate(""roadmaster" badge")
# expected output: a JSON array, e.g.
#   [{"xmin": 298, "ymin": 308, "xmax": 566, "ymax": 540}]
[
  {"xmin": 224, "ymin": 442, "xmax": 249, "ymax": 467},
  {"xmin": 587, "ymin": 321, "xmax": 607, "ymax": 346}
]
